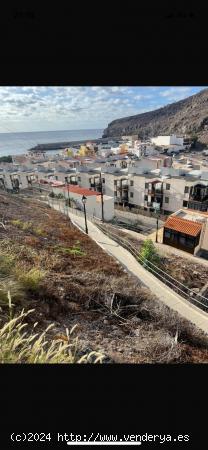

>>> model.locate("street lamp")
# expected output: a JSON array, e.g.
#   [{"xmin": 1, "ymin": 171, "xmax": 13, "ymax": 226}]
[
  {"xmin": 99, "ymin": 171, "xmax": 104, "ymax": 222},
  {"xmin": 82, "ymin": 195, "xmax": 88, "ymax": 234},
  {"xmin": 154, "ymin": 206, "xmax": 159, "ymax": 243},
  {"xmin": 65, "ymin": 180, "xmax": 70, "ymax": 217}
]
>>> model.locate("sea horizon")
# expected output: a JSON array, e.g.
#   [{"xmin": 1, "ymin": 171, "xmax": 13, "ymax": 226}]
[{"xmin": 0, "ymin": 128, "xmax": 104, "ymax": 157}]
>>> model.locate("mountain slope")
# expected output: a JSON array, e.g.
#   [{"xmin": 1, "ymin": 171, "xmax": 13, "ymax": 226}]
[{"xmin": 103, "ymin": 88, "xmax": 208, "ymax": 144}]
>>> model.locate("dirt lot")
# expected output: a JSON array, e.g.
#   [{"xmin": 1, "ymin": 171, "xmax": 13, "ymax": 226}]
[{"xmin": 1, "ymin": 191, "xmax": 208, "ymax": 363}]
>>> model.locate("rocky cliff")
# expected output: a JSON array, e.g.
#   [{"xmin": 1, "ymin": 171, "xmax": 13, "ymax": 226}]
[{"xmin": 103, "ymin": 88, "xmax": 208, "ymax": 144}]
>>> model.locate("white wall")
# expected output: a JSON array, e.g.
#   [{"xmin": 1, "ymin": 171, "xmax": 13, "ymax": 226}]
[{"xmin": 151, "ymin": 135, "xmax": 184, "ymax": 146}]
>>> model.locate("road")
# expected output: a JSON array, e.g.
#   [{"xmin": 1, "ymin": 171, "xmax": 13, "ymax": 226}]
[{"xmin": 49, "ymin": 201, "xmax": 208, "ymax": 335}]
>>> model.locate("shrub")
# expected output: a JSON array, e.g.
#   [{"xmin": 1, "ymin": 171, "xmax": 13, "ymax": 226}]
[
  {"xmin": 54, "ymin": 244, "xmax": 86, "ymax": 257},
  {"xmin": 15, "ymin": 268, "xmax": 46, "ymax": 292},
  {"xmin": 57, "ymin": 193, "xmax": 65, "ymax": 199},
  {"xmin": 11, "ymin": 219, "xmax": 23, "ymax": 228},
  {"xmin": 0, "ymin": 254, "xmax": 15, "ymax": 276},
  {"xmin": 139, "ymin": 239, "xmax": 161, "ymax": 271},
  {"xmin": 11, "ymin": 219, "xmax": 32, "ymax": 231},
  {"xmin": 34, "ymin": 227, "xmax": 46, "ymax": 237}
]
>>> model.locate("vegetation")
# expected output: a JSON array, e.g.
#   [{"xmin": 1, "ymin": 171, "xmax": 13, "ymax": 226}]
[
  {"xmin": 1, "ymin": 192, "xmax": 208, "ymax": 363},
  {"xmin": 54, "ymin": 242, "xmax": 86, "ymax": 257},
  {"xmin": 190, "ymin": 133, "xmax": 198, "ymax": 148},
  {"xmin": 49, "ymin": 192, "xmax": 65, "ymax": 200},
  {"xmin": 139, "ymin": 239, "xmax": 161, "ymax": 270},
  {"xmin": 11, "ymin": 219, "xmax": 46, "ymax": 236},
  {"xmin": 0, "ymin": 155, "xmax": 12, "ymax": 163},
  {"xmin": 0, "ymin": 293, "xmax": 104, "ymax": 364},
  {"xmin": 15, "ymin": 267, "xmax": 46, "ymax": 293}
]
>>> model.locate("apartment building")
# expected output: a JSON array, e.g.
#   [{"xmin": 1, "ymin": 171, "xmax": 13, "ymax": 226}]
[
  {"xmin": 0, "ymin": 169, "xmax": 38, "ymax": 191},
  {"xmin": 103, "ymin": 165, "xmax": 208, "ymax": 214},
  {"xmin": 104, "ymin": 169, "xmax": 129, "ymax": 206},
  {"xmin": 76, "ymin": 168, "xmax": 105, "ymax": 194}
]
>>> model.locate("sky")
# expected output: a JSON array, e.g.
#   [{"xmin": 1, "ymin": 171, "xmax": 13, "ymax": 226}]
[{"xmin": 0, "ymin": 86, "xmax": 206, "ymax": 133}]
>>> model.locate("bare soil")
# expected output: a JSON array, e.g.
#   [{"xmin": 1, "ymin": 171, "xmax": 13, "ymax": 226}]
[{"xmin": 1, "ymin": 191, "xmax": 208, "ymax": 363}]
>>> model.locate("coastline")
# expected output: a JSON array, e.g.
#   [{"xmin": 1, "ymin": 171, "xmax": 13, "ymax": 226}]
[{"xmin": 28, "ymin": 137, "xmax": 120, "ymax": 152}]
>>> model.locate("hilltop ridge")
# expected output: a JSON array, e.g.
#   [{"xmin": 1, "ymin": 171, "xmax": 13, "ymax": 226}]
[{"xmin": 103, "ymin": 88, "xmax": 208, "ymax": 144}]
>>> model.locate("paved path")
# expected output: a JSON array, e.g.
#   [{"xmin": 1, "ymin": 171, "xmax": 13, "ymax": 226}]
[
  {"xmin": 120, "ymin": 227, "xmax": 208, "ymax": 267},
  {"xmin": 50, "ymin": 202, "xmax": 208, "ymax": 334}
]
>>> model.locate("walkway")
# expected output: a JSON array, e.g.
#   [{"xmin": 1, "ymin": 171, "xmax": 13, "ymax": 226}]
[
  {"xmin": 120, "ymin": 227, "xmax": 208, "ymax": 267},
  {"xmin": 50, "ymin": 201, "xmax": 208, "ymax": 334}
]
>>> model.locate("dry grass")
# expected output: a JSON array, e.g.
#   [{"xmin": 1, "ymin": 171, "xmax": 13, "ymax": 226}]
[
  {"xmin": 1, "ymin": 192, "xmax": 208, "ymax": 363},
  {"xmin": 0, "ymin": 293, "xmax": 104, "ymax": 364}
]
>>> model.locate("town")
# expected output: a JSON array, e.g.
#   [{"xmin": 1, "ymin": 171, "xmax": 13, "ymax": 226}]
[{"xmin": 1, "ymin": 133, "xmax": 208, "ymax": 258}]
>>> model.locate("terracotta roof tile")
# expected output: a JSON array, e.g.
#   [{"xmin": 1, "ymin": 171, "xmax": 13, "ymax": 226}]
[
  {"xmin": 164, "ymin": 216, "xmax": 202, "ymax": 237},
  {"xmin": 62, "ymin": 185, "xmax": 101, "ymax": 197}
]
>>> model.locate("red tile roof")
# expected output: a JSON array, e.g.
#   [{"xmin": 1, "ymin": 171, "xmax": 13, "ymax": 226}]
[
  {"xmin": 61, "ymin": 184, "xmax": 101, "ymax": 197},
  {"xmin": 164, "ymin": 216, "xmax": 202, "ymax": 237}
]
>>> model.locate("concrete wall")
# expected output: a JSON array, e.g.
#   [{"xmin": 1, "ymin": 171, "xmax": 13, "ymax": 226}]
[
  {"xmin": 200, "ymin": 219, "xmax": 208, "ymax": 251},
  {"xmin": 129, "ymin": 175, "xmax": 145, "ymax": 207},
  {"xmin": 104, "ymin": 173, "xmax": 116, "ymax": 198}
]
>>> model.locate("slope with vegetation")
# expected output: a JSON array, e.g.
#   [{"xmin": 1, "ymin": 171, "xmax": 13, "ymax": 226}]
[{"xmin": 0, "ymin": 192, "xmax": 208, "ymax": 363}]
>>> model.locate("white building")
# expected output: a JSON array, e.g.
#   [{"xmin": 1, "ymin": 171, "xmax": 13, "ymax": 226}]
[
  {"xmin": 151, "ymin": 135, "xmax": 184, "ymax": 147},
  {"xmin": 51, "ymin": 184, "xmax": 114, "ymax": 221},
  {"xmin": 0, "ymin": 170, "xmax": 38, "ymax": 191}
]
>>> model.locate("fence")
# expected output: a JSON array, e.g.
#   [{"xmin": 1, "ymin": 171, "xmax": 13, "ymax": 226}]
[
  {"xmin": 93, "ymin": 220, "xmax": 208, "ymax": 313},
  {"xmin": 47, "ymin": 197, "xmax": 101, "ymax": 223},
  {"xmin": 115, "ymin": 204, "xmax": 167, "ymax": 221}
]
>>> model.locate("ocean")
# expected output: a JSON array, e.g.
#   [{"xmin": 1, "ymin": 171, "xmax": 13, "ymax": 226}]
[{"xmin": 0, "ymin": 129, "xmax": 104, "ymax": 157}]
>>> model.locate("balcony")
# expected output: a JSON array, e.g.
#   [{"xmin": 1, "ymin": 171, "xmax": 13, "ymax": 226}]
[
  {"xmin": 117, "ymin": 185, "xmax": 129, "ymax": 191},
  {"xmin": 188, "ymin": 200, "xmax": 208, "ymax": 212},
  {"xmin": 145, "ymin": 188, "xmax": 162, "ymax": 196}
]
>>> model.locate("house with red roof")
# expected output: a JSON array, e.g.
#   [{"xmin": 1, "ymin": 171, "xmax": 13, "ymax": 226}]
[
  {"xmin": 50, "ymin": 183, "xmax": 114, "ymax": 221},
  {"xmin": 163, "ymin": 208, "xmax": 208, "ymax": 256}
]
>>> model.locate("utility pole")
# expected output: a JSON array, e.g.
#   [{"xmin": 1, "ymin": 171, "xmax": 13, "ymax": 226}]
[
  {"xmin": 100, "ymin": 171, "xmax": 104, "ymax": 222},
  {"xmin": 155, "ymin": 215, "xmax": 159, "ymax": 243}
]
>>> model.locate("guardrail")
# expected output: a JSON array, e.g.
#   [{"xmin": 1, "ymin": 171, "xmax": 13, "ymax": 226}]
[{"xmin": 92, "ymin": 220, "xmax": 208, "ymax": 313}]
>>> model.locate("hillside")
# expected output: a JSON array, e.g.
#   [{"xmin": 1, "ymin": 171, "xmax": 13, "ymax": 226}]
[
  {"xmin": 103, "ymin": 88, "xmax": 208, "ymax": 144},
  {"xmin": 1, "ymin": 192, "xmax": 208, "ymax": 363}
]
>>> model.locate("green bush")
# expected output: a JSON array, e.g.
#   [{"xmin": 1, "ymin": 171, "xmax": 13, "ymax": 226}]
[
  {"xmin": 139, "ymin": 239, "xmax": 161, "ymax": 271},
  {"xmin": 15, "ymin": 268, "xmax": 46, "ymax": 292}
]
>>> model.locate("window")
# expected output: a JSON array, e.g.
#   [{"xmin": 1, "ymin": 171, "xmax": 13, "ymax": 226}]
[
  {"xmin": 102, "ymin": 178, "xmax": 105, "ymax": 183},
  {"xmin": 179, "ymin": 235, "xmax": 186, "ymax": 245},
  {"xmin": 78, "ymin": 177, "xmax": 81, "ymax": 181},
  {"xmin": 89, "ymin": 178, "xmax": 92, "ymax": 183},
  {"xmin": 186, "ymin": 238, "xmax": 195, "ymax": 248},
  {"xmin": 114, "ymin": 191, "xmax": 117, "ymax": 196},
  {"xmin": 166, "ymin": 183, "xmax": 170, "ymax": 190},
  {"xmin": 183, "ymin": 200, "xmax": 188, "ymax": 207},
  {"xmin": 145, "ymin": 182, "xmax": 149, "ymax": 189},
  {"xmin": 144, "ymin": 195, "xmax": 148, "ymax": 201},
  {"xmin": 130, "ymin": 192, "xmax": 133, "ymax": 198},
  {"xmin": 184, "ymin": 186, "xmax": 189, "ymax": 193},
  {"xmin": 165, "ymin": 197, "xmax": 169, "ymax": 203},
  {"xmin": 130, "ymin": 180, "xmax": 134, "ymax": 186},
  {"xmin": 114, "ymin": 180, "xmax": 117, "ymax": 186},
  {"xmin": 164, "ymin": 229, "xmax": 171, "ymax": 238}
]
